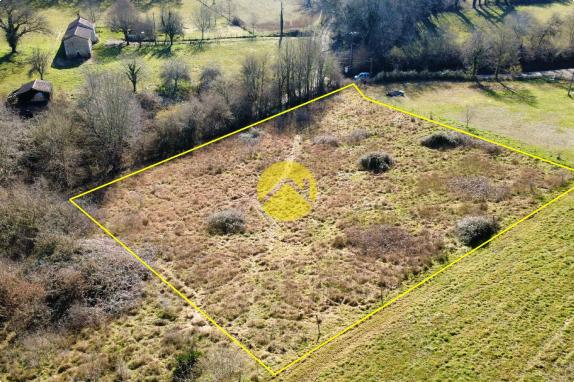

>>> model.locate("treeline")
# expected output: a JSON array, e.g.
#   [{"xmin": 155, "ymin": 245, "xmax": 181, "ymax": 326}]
[
  {"xmin": 305, "ymin": 0, "xmax": 574, "ymax": 77},
  {"xmin": 389, "ymin": 11, "xmax": 574, "ymax": 76}
]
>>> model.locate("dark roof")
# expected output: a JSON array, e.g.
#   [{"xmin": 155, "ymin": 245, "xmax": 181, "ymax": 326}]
[
  {"xmin": 13, "ymin": 80, "xmax": 53, "ymax": 96},
  {"xmin": 63, "ymin": 17, "xmax": 95, "ymax": 40},
  {"xmin": 67, "ymin": 17, "xmax": 94, "ymax": 31},
  {"xmin": 64, "ymin": 25, "xmax": 93, "ymax": 40}
]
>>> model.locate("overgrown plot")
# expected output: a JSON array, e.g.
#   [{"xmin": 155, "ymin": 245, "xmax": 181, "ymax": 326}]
[{"xmin": 74, "ymin": 88, "xmax": 572, "ymax": 372}]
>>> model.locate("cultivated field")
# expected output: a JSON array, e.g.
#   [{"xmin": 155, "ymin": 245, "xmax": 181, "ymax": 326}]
[{"xmin": 77, "ymin": 88, "xmax": 572, "ymax": 372}]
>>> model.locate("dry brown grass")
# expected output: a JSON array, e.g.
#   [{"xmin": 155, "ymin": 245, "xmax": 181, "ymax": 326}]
[{"xmin": 83, "ymin": 89, "xmax": 569, "ymax": 371}]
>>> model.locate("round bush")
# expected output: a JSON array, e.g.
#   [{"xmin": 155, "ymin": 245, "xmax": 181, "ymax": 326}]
[
  {"xmin": 455, "ymin": 216, "xmax": 500, "ymax": 247},
  {"xmin": 421, "ymin": 132, "xmax": 468, "ymax": 150},
  {"xmin": 207, "ymin": 209, "xmax": 246, "ymax": 235},
  {"xmin": 359, "ymin": 152, "xmax": 394, "ymax": 173}
]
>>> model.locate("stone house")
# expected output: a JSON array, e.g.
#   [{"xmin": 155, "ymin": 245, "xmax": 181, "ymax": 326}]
[{"xmin": 63, "ymin": 17, "xmax": 99, "ymax": 59}]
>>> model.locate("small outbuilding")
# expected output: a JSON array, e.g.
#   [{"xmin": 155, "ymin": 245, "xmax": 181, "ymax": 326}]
[
  {"xmin": 63, "ymin": 16, "xmax": 99, "ymax": 59},
  {"xmin": 7, "ymin": 80, "xmax": 53, "ymax": 116}
]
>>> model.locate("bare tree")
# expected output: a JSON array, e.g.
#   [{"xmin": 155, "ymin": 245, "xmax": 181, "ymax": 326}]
[
  {"xmin": 29, "ymin": 106, "xmax": 84, "ymax": 188},
  {"xmin": 159, "ymin": 8, "xmax": 184, "ymax": 48},
  {"xmin": 27, "ymin": 48, "xmax": 50, "ymax": 80},
  {"xmin": 224, "ymin": 0, "xmax": 235, "ymax": 21},
  {"xmin": 123, "ymin": 59, "xmax": 146, "ymax": 93},
  {"xmin": 462, "ymin": 30, "xmax": 489, "ymax": 78},
  {"xmin": 79, "ymin": 69, "xmax": 140, "ymax": 174},
  {"xmin": 132, "ymin": 16, "xmax": 155, "ymax": 47},
  {"xmin": 486, "ymin": 26, "xmax": 520, "ymax": 81},
  {"xmin": 193, "ymin": 5, "xmax": 213, "ymax": 42},
  {"xmin": 107, "ymin": 0, "xmax": 139, "ymax": 46},
  {"xmin": 275, "ymin": 37, "xmax": 332, "ymax": 106},
  {"xmin": 199, "ymin": 65, "xmax": 222, "ymax": 93},
  {"xmin": 160, "ymin": 59, "xmax": 191, "ymax": 98},
  {"xmin": 83, "ymin": 0, "xmax": 102, "ymax": 24},
  {"xmin": 565, "ymin": 11, "xmax": 574, "ymax": 48},
  {"xmin": 241, "ymin": 53, "xmax": 271, "ymax": 118},
  {"xmin": 279, "ymin": 0, "xmax": 284, "ymax": 45},
  {"xmin": 0, "ymin": 0, "xmax": 50, "ymax": 54},
  {"xmin": 248, "ymin": 13, "xmax": 257, "ymax": 35}
]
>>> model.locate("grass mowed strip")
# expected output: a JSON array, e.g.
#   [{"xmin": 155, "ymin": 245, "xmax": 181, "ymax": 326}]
[
  {"xmin": 367, "ymin": 80, "xmax": 574, "ymax": 165},
  {"xmin": 281, "ymin": 188, "xmax": 574, "ymax": 382},
  {"xmin": 77, "ymin": 88, "xmax": 571, "ymax": 372}
]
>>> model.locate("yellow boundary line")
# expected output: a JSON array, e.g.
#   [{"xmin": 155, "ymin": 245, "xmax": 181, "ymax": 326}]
[{"xmin": 70, "ymin": 83, "xmax": 574, "ymax": 378}]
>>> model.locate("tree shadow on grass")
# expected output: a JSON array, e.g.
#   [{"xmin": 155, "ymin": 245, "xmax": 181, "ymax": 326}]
[
  {"xmin": 0, "ymin": 52, "xmax": 16, "ymax": 65},
  {"xmin": 131, "ymin": 45, "xmax": 174, "ymax": 59},
  {"xmin": 475, "ymin": 81, "xmax": 538, "ymax": 107},
  {"xmin": 453, "ymin": 10, "xmax": 474, "ymax": 28},
  {"xmin": 94, "ymin": 44, "xmax": 125, "ymax": 64},
  {"xmin": 474, "ymin": 4, "xmax": 515, "ymax": 25},
  {"xmin": 131, "ymin": 43, "xmax": 208, "ymax": 59}
]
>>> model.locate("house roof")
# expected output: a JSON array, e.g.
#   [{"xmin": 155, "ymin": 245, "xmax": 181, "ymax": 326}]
[
  {"xmin": 63, "ymin": 17, "xmax": 95, "ymax": 40},
  {"xmin": 67, "ymin": 17, "xmax": 95, "ymax": 31},
  {"xmin": 64, "ymin": 25, "xmax": 94, "ymax": 40},
  {"xmin": 13, "ymin": 80, "xmax": 53, "ymax": 96}
]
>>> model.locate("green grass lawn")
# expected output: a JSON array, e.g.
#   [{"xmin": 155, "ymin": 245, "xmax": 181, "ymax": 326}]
[
  {"xmin": 282, "ymin": 184, "xmax": 574, "ymax": 381},
  {"xmin": 0, "ymin": 10, "xmax": 284, "ymax": 97},
  {"xmin": 366, "ymin": 80, "xmax": 574, "ymax": 166},
  {"xmin": 430, "ymin": 1, "xmax": 574, "ymax": 46}
]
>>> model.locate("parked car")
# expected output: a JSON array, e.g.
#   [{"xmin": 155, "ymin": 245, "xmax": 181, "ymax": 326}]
[
  {"xmin": 354, "ymin": 72, "xmax": 371, "ymax": 81},
  {"xmin": 386, "ymin": 89, "xmax": 405, "ymax": 97}
]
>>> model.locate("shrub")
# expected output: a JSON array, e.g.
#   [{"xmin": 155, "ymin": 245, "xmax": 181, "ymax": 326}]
[
  {"xmin": 0, "ymin": 261, "xmax": 47, "ymax": 331},
  {"xmin": 0, "ymin": 105, "xmax": 26, "ymax": 185},
  {"xmin": 198, "ymin": 346, "xmax": 245, "ymax": 382},
  {"xmin": 172, "ymin": 349, "xmax": 201, "ymax": 382},
  {"xmin": 421, "ymin": 132, "xmax": 469, "ymax": 150},
  {"xmin": 455, "ymin": 216, "xmax": 500, "ymax": 247},
  {"xmin": 207, "ymin": 209, "xmax": 246, "ymax": 235},
  {"xmin": 238, "ymin": 129, "xmax": 260, "ymax": 145},
  {"xmin": 199, "ymin": 66, "xmax": 222, "ymax": 93},
  {"xmin": 312, "ymin": 134, "xmax": 340, "ymax": 147},
  {"xmin": 346, "ymin": 129, "xmax": 371, "ymax": 145},
  {"xmin": 137, "ymin": 92, "xmax": 163, "ymax": 115},
  {"xmin": 359, "ymin": 152, "xmax": 394, "ymax": 173}
]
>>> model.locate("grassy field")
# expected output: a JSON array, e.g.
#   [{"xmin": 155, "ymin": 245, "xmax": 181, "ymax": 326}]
[
  {"xmin": 73, "ymin": 88, "xmax": 571, "ymax": 373},
  {"xmin": 366, "ymin": 80, "xmax": 574, "ymax": 166},
  {"xmin": 281, "ymin": 184, "xmax": 574, "ymax": 382},
  {"xmin": 0, "ymin": 3, "xmax": 291, "ymax": 97},
  {"xmin": 431, "ymin": 1, "xmax": 574, "ymax": 45},
  {"xmin": 141, "ymin": 0, "xmax": 312, "ymax": 34}
]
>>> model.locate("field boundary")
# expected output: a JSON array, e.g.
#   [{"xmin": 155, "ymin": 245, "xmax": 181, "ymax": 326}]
[{"xmin": 70, "ymin": 83, "xmax": 574, "ymax": 377}]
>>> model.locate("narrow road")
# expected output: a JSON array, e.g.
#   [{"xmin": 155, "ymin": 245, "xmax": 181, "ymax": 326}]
[{"xmin": 476, "ymin": 68, "xmax": 574, "ymax": 81}]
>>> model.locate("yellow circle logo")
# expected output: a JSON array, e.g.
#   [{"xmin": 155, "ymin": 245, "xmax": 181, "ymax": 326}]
[{"xmin": 257, "ymin": 161, "xmax": 317, "ymax": 221}]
